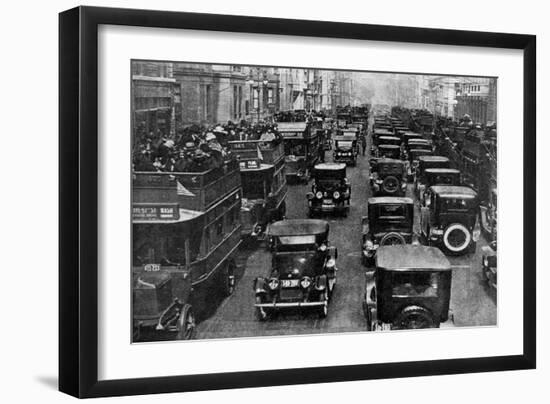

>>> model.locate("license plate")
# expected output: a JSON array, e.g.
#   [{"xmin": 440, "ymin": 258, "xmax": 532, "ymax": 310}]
[
  {"xmin": 322, "ymin": 199, "xmax": 333, "ymax": 204},
  {"xmin": 281, "ymin": 279, "xmax": 300, "ymax": 287}
]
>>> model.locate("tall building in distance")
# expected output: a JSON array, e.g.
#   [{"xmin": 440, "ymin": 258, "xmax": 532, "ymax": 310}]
[{"xmin": 132, "ymin": 61, "xmax": 498, "ymax": 132}]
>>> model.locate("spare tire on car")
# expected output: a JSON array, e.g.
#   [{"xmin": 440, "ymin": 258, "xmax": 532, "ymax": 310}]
[
  {"xmin": 380, "ymin": 232, "xmax": 406, "ymax": 246},
  {"xmin": 393, "ymin": 305, "xmax": 437, "ymax": 330},
  {"xmin": 382, "ymin": 175, "xmax": 400, "ymax": 194},
  {"xmin": 442, "ymin": 223, "xmax": 471, "ymax": 255}
]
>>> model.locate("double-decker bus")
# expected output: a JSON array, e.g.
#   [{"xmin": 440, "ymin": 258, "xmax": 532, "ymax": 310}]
[
  {"xmin": 132, "ymin": 159, "xmax": 242, "ymax": 341},
  {"xmin": 229, "ymin": 139, "xmax": 288, "ymax": 239},
  {"xmin": 277, "ymin": 122, "xmax": 319, "ymax": 183}
]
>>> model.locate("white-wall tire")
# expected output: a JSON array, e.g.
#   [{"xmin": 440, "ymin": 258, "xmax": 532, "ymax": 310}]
[{"xmin": 443, "ymin": 223, "xmax": 471, "ymax": 253}]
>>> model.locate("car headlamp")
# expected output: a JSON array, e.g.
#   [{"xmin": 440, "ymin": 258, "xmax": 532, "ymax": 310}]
[
  {"xmin": 365, "ymin": 240, "xmax": 375, "ymax": 250},
  {"xmin": 483, "ymin": 256, "xmax": 489, "ymax": 267},
  {"xmin": 333, "ymin": 191, "xmax": 340, "ymax": 199},
  {"xmin": 268, "ymin": 278, "xmax": 279, "ymax": 290},
  {"xmin": 319, "ymin": 243, "xmax": 327, "ymax": 252},
  {"xmin": 300, "ymin": 276, "xmax": 312, "ymax": 289},
  {"xmin": 316, "ymin": 191, "xmax": 323, "ymax": 199},
  {"xmin": 326, "ymin": 258, "xmax": 336, "ymax": 268}
]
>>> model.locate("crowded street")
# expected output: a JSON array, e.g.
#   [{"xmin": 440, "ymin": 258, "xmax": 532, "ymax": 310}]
[
  {"xmin": 131, "ymin": 61, "xmax": 498, "ymax": 342},
  {"xmin": 195, "ymin": 127, "xmax": 496, "ymax": 339}
]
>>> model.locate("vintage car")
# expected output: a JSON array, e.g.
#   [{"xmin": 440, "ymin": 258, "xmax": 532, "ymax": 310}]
[
  {"xmin": 363, "ymin": 245, "xmax": 454, "ymax": 330},
  {"xmin": 413, "ymin": 155, "xmax": 452, "ymax": 197},
  {"xmin": 361, "ymin": 197, "xmax": 414, "ymax": 266},
  {"xmin": 404, "ymin": 138, "xmax": 433, "ymax": 157},
  {"xmin": 369, "ymin": 158, "xmax": 407, "ymax": 196},
  {"xmin": 416, "ymin": 168, "xmax": 461, "ymax": 201},
  {"xmin": 375, "ymin": 144, "xmax": 402, "ymax": 161},
  {"xmin": 333, "ymin": 134, "xmax": 358, "ymax": 166},
  {"xmin": 254, "ymin": 219, "xmax": 338, "ymax": 320},
  {"xmin": 482, "ymin": 240, "xmax": 497, "ymax": 289},
  {"xmin": 480, "ymin": 188, "xmax": 497, "ymax": 241},
  {"xmin": 393, "ymin": 125, "xmax": 410, "ymax": 135},
  {"xmin": 307, "ymin": 163, "xmax": 351, "ymax": 217},
  {"xmin": 371, "ymin": 129, "xmax": 394, "ymax": 153},
  {"xmin": 406, "ymin": 149, "xmax": 435, "ymax": 181},
  {"xmin": 373, "ymin": 135, "xmax": 402, "ymax": 157},
  {"xmin": 420, "ymin": 185, "xmax": 480, "ymax": 255}
]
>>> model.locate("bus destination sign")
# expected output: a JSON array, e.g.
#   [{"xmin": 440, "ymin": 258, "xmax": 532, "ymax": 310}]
[{"xmin": 133, "ymin": 203, "xmax": 180, "ymax": 221}]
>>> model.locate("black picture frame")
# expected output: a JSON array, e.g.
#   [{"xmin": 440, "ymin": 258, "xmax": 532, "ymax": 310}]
[{"xmin": 59, "ymin": 6, "xmax": 536, "ymax": 398}]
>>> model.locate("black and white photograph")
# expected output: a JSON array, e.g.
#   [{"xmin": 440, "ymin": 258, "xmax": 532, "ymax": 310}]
[{"xmin": 131, "ymin": 61, "xmax": 498, "ymax": 342}]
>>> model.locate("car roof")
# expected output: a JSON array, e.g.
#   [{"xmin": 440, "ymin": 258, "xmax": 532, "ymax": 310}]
[
  {"xmin": 368, "ymin": 196, "xmax": 413, "ymax": 205},
  {"xmin": 378, "ymin": 144, "xmax": 400, "ymax": 149},
  {"xmin": 376, "ymin": 158, "xmax": 404, "ymax": 164},
  {"xmin": 315, "ymin": 163, "xmax": 346, "ymax": 171},
  {"xmin": 430, "ymin": 185, "xmax": 478, "ymax": 198},
  {"xmin": 268, "ymin": 219, "xmax": 329, "ymax": 236},
  {"xmin": 379, "ymin": 136, "xmax": 400, "ymax": 141},
  {"xmin": 408, "ymin": 138, "xmax": 431, "ymax": 144},
  {"xmin": 425, "ymin": 168, "xmax": 460, "ymax": 174},
  {"xmin": 376, "ymin": 245, "xmax": 451, "ymax": 271},
  {"xmin": 418, "ymin": 155, "xmax": 449, "ymax": 162}
]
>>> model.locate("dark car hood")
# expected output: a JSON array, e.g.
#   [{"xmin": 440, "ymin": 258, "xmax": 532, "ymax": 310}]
[{"xmin": 273, "ymin": 252, "xmax": 318, "ymax": 278}]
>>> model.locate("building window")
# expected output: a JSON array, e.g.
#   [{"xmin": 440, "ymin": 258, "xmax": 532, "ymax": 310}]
[
  {"xmin": 253, "ymin": 88, "xmax": 259, "ymax": 109},
  {"xmin": 268, "ymin": 88, "xmax": 274, "ymax": 104}
]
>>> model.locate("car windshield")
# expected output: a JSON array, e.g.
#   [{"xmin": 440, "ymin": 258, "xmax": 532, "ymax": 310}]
[
  {"xmin": 427, "ymin": 174, "xmax": 457, "ymax": 186},
  {"xmin": 377, "ymin": 204, "xmax": 407, "ymax": 220},
  {"xmin": 439, "ymin": 197, "xmax": 474, "ymax": 212},
  {"xmin": 278, "ymin": 235, "xmax": 316, "ymax": 245},
  {"xmin": 337, "ymin": 141, "xmax": 353, "ymax": 148},
  {"xmin": 392, "ymin": 272, "xmax": 439, "ymax": 297}
]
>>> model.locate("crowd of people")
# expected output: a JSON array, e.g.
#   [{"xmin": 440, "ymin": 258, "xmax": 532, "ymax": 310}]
[{"xmin": 133, "ymin": 120, "xmax": 283, "ymax": 173}]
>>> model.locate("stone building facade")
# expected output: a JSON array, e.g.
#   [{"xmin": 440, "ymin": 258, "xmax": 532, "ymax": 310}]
[{"xmin": 132, "ymin": 61, "xmax": 176, "ymax": 142}]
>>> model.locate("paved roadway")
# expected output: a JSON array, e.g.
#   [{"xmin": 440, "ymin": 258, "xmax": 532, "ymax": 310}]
[{"xmin": 195, "ymin": 136, "xmax": 497, "ymax": 339}]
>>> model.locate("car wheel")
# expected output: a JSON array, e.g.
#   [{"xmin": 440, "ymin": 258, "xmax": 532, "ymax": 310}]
[
  {"xmin": 443, "ymin": 223, "xmax": 472, "ymax": 255},
  {"xmin": 176, "ymin": 304, "xmax": 196, "ymax": 340},
  {"xmin": 393, "ymin": 305, "xmax": 437, "ymax": 330},
  {"xmin": 380, "ymin": 232, "xmax": 406, "ymax": 246},
  {"xmin": 255, "ymin": 296, "xmax": 269, "ymax": 322},
  {"xmin": 318, "ymin": 292, "xmax": 328, "ymax": 318},
  {"xmin": 382, "ymin": 175, "xmax": 399, "ymax": 194}
]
